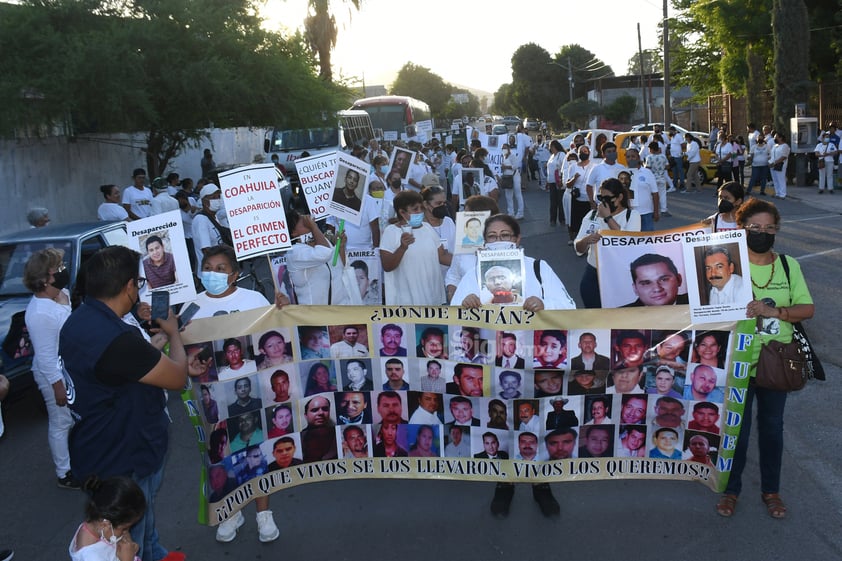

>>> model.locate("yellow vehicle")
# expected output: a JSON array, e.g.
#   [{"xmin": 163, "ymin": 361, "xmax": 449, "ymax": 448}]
[{"xmin": 614, "ymin": 131, "xmax": 719, "ymax": 185}]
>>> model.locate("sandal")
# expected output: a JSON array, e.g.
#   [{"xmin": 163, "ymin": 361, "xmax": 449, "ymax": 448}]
[
  {"xmin": 716, "ymin": 494, "xmax": 738, "ymax": 517},
  {"xmin": 761, "ymin": 493, "xmax": 787, "ymax": 519}
]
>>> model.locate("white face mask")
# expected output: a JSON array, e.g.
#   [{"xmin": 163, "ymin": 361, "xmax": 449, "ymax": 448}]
[
  {"xmin": 485, "ymin": 241, "xmax": 517, "ymax": 251},
  {"xmin": 100, "ymin": 521, "xmax": 123, "ymax": 545},
  {"xmin": 208, "ymin": 199, "xmax": 222, "ymax": 212}
]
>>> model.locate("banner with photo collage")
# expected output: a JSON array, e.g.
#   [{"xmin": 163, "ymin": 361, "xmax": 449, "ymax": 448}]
[{"xmin": 178, "ymin": 304, "xmax": 752, "ymax": 526}]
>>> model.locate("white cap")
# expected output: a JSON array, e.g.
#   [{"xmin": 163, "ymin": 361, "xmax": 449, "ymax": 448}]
[{"xmin": 199, "ymin": 184, "xmax": 220, "ymax": 199}]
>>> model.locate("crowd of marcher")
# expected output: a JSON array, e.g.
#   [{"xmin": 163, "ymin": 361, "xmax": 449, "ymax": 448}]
[{"xmin": 2, "ymin": 120, "xmax": 823, "ymax": 561}]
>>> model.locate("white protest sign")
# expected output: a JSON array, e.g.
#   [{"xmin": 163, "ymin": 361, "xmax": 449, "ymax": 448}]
[
  {"xmin": 217, "ymin": 163, "xmax": 291, "ymax": 260},
  {"xmin": 295, "ymin": 152, "xmax": 338, "ymax": 221},
  {"xmin": 328, "ymin": 152, "xmax": 370, "ymax": 226},
  {"xmin": 128, "ymin": 210, "xmax": 196, "ymax": 306}
]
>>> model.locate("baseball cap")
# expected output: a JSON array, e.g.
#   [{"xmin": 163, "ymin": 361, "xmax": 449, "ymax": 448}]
[
  {"xmin": 199, "ymin": 184, "xmax": 220, "ymax": 199},
  {"xmin": 421, "ymin": 173, "xmax": 440, "ymax": 187}
]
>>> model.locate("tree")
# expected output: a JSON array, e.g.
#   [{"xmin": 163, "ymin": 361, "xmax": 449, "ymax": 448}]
[
  {"xmin": 604, "ymin": 95, "xmax": 638, "ymax": 124},
  {"xmin": 772, "ymin": 0, "xmax": 810, "ymax": 132},
  {"xmin": 549, "ymin": 44, "xmax": 614, "ymax": 102},
  {"xmin": 304, "ymin": 0, "xmax": 362, "ymax": 82},
  {"xmin": 508, "ymin": 43, "xmax": 560, "ymax": 123},
  {"xmin": 390, "ymin": 63, "xmax": 453, "ymax": 117},
  {"xmin": 0, "ymin": 0, "xmax": 347, "ymax": 176},
  {"xmin": 627, "ymin": 49, "xmax": 663, "ymax": 75},
  {"xmin": 558, "ymin": 98, "xmax": 602, "ymax": 130}
]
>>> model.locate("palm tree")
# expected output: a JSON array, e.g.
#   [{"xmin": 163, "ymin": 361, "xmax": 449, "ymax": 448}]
[{"xmin": 304, "ymin": 0, "xmax": 361, "ymax": 82}]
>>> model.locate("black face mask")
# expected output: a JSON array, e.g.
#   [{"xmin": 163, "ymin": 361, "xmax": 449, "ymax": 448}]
[
  {"xmin": 390, "ymin": 179, "xmax": 402, "ymax": 189},
  {"xmin": 431, "ymin": 205, "xmax": 450, "ymax": 220},
  {"xmin": 579, "ymin": 153, "xmax": 590, "ymax": 161},
  {"xmin": 717, "ymin": 200, "xmax": 734, "ymax": 214},
  {"xmin": 746, "ymin": 230, "xmax": 775, "ymax": 253},
  {"xmin": 51, "ymin": 269, "xmax": 70, "ymax": 290}
]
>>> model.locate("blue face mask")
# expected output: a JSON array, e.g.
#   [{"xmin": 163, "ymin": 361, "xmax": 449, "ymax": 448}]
[
  {"xmin": 408, "ymin": 212, "xmax": 425, "ymax": 228},
  {"xmin": 379, "ymin": 165, "xmax": 390, "ymax": 174},
  {"xmin": 200, "ymin": 271, "xmax": 231, "ymax": 295}
]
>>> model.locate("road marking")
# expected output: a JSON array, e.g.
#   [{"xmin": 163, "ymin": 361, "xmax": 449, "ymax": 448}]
[
  {"xmin": 784, "ymin": 215, "xmax": 842, "ymax": 223},
  {"xmin": 796, "ymin": 247, "xmax": 842, "ymax": 260}
]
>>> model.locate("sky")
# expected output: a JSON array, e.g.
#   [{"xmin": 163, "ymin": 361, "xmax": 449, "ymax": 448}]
[{"xmin": 263, "ymin": 0, "xmax": 667, "ymax": 96}]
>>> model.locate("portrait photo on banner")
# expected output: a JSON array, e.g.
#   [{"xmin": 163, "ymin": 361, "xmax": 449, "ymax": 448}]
[
  {"xmin": 682, "ymin": 230, "xmax": 752, "ymax": 322},
  {"xmin": 596, "ymin": 231, "xmax": 692, "ymax": 309}
]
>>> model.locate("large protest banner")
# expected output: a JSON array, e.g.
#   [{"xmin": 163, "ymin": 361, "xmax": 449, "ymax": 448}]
[{"xmin": 179, "ymin": 304, "xmax": 751, "ymax": 526}]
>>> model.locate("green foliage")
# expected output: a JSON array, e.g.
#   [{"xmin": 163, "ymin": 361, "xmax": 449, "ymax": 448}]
[
  {"xmin": 558, "ymin": 98, "xmax": 602, "ymax": 130},
  {"xmin": 390, "ymin": 63, "xmax": 454, "ymax": 117},
  {"xmin": 509, "ymin": 43, "xmax": 560, "ymax": 124},
  {"xmin": 627, "ymin": 49, "xmax": 663, "ymax": 75},
  {"xmin": 0, "ymin": 0, "xmax": 347, "ymax": 175},
  {"xmin": 604, "ymin": 94, "xmax": 637, "ymax": 124}
]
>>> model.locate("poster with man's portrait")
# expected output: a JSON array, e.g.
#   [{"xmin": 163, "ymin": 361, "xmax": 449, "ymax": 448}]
[
  {"xmin": 329, "ymin": 152, "xmax": 369, "ymax": 226},
  {"xmin": 682, "ymin": 230, "xmax": 752, "ymax": 323},
  {"xmin": 476, "ymin": 247, "xmax": 526, "ymax": 306},
  {"xmin": 596, "ymin": 223, "xmax": 710, "ymax": 308},
  {"xmin": 388, "ymin": 146, "xmax": 414, "ymax": 180},
  {"xmin": 454, "ymin": 210, "xmax": 490, "ymax": 254},
  {"xmin": 128, "ymin": 210, "xmax": 196, "ymax": 305}
]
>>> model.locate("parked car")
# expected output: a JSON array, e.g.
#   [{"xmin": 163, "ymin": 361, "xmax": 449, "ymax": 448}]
[
  {"xmin": 501, "ymin": 115, "xmax": 521, "ymax": 127},
  {"xmin": 629, "ymin": 123, "xmax": 711, "ymax": 148},
  {"xmin": 0, "ymin": 221, "xmax": 128, "ymax": 396},
  {"xmin": 491, "ymin": 124, "xmax": 509, "ymax": 136},
  {"xmin": 614, "ymin": 131, "xmax": 719, "ymax": 185},
  {"xmin": 523, "ymin": 118, "xmax": 540, "ymax": 131}
]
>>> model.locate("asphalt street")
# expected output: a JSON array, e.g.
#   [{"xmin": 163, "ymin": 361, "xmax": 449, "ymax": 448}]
[{"xmin": 2, "ymin": 174, "xmax": 840, "ymax": 561}]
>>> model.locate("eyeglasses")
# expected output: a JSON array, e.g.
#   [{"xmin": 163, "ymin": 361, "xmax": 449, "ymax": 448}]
[
  {"xmin": 485, "ymin": 232, "xmax": 515, "ymax": 242},
  {"xmin": 746, "ymin": 224, "xmax": 779, "ymax": 234},
  {"xmin": 136, "ymin": 277, "xmax": 147, "ymax": 290}
]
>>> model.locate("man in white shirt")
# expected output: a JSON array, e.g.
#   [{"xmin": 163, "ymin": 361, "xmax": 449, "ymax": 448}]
[
  {"xmin": 408, "ymin": 392, "xmax": 443, "ymax": 424},
  {"xmin": 329, "ymin": 326, "xmax": 369, "ymax": 358},
  {"xmin": 516, "ymin": 401, "xmax": 542, "ymax": 432},
  {"xmin": 667, "ymin": 126, "xmax": 687, "ymax": 191},
  {"xmin": 150, "ymin": 181, "xmax": 180, "ymax": 216},
  {"xmin": 704, "ymin": 246, "xmax": 744, "ymax": 305},
  {"xmin": 625, "ymin": 148, "xmax": 659, "ymax": 231},
  {"xmin": 585, "ymin": 142, "xmax": 626, "ymax": 207},
  {"xmin": 122, "ymin": 168, "xmax": 153, "ymax": 220}
]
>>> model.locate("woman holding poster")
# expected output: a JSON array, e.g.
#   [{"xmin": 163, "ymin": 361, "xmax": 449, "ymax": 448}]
[
  {"xmin": 452, "ymin": 214, "xmax": 576, "ymax": 312},
  {"xmin": 380, "ymin": 191, "xmax": 448, "ymax": 305},
  {"xmin": 716, "ymin": 199, "xmax": 814, "ymax": 520},
  {"xmin": 574, "ymin": 178, "xmax": 641, "ymax": 308}
]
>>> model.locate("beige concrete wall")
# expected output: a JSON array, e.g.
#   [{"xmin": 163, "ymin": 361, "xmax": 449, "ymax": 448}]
[{"xmin": 0, "ymin": 127, "xmax": 267, "ymax": 233}]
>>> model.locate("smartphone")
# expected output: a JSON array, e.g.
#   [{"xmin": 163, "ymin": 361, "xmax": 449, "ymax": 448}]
[
  {"xmin": 150, "ymin": 291, "xmax": 170, "ymax": 322},
  {"xmin": 178, "ymin": 302, "xmax": 200, "ymax": 329}
]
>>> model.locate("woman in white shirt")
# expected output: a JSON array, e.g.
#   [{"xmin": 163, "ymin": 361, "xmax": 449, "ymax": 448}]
[
  {"xmin": 566, "ymin": 145, "xmax": 594, "ymax": 246},
  {"xmin": 23, "ymin": 248, "xmax": 76, "ymax": 488},
  {"xmin": 97, "ymin": 184, "xmax": 129, "ymax": 221},
  {"xmin": 713, "ymin": 131, "xmax": 735, "ymax": 188},
  {"xmin": 546, "ymin": 140, "xmax": 564, "ymax": 227},
  {"xmin": 574, "ymin": 178, "xmax": 642, "ymax": 308},
  {"xmin": 815, "ymin": 132, "xmax": 838, "ymax": 194},
  {"xmin": 770, "ymin": 132, "xmax": 791, "ymax": 199}
]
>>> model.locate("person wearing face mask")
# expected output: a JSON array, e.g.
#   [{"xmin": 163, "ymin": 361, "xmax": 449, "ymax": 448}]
[
  {"xmin": 814, "ymin": 132, "xmax": 837, "ymax": 194},
  {"xmin": 624, "ymin": 147, "xmax": 660, "ymax": 231},
  {"xmin": 574, "ymin": 178, "xmax": 642, "ymax": 308},
  {"xmin": 769, "ymin": 132, "xmax": 791, "ymax": 200},
  {"xmin": 59, "ymin": 246, "xmax": 190, "ymax": 559},
  {"xmin": 381, "ymin": 170, "xmax": 404, "ymax": 226},
  {"xmin": 545, "ymin": 140, "xmax": 565, "ymax": 227},
  {"xmin": 500, "ymin": 142, "xmax": 524, "ymax": 219},
  {"xmin": 190, "ymin": 245, "xmax": 272, "ymax": 318},
  {"xmin": 191, "ymin": 183, "xmax": 227, "ymax": 270},
  {"xmin": 584, "ymin": 141, "xmax": 626, "ymax": 212},
  {"xmin": 703, "ymin": 181, "xmax": 744, "ymax": 232},
  {"xmin": 407, "ymin": 149, "xmax": 430, "ymax": 192},
  {"xmin": 566, "ymin": 144, "xmax": 595, "ymax": 244},
  {"xmin": 23, "ymin": 248, "xmax": 78, "ymax": 489},
  {"xmin": 380, "ymin": 190, "xmax": 448, "ymax": 305},
  {"xmin": 452, "ymin": 214, "xmax": 576, "ymax": 311},
  {"xmin": 421, "ymin": 183, "xmax": 455, "ymax": 281},
  {"xmin": 716, "ymin": 198, "xmax": 814, "ymax": 520}
]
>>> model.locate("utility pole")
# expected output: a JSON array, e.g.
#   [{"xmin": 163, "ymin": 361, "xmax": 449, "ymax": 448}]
[
  {"xmin": 637, "ymin": 23, "xmax": 649, "ymax": 123},
  {"xmin": 663, "ymin": 0, "xmax": 671, "ymax": 129}
]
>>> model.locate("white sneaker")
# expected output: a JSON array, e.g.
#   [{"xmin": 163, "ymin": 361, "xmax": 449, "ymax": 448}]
[
  {"xmin": 256, "ymin": 510, "xmax": 280, "ymax": 543},
  {"xmin": 215, "ymin": 510, "xmax": 244, "ymax": 543}
]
